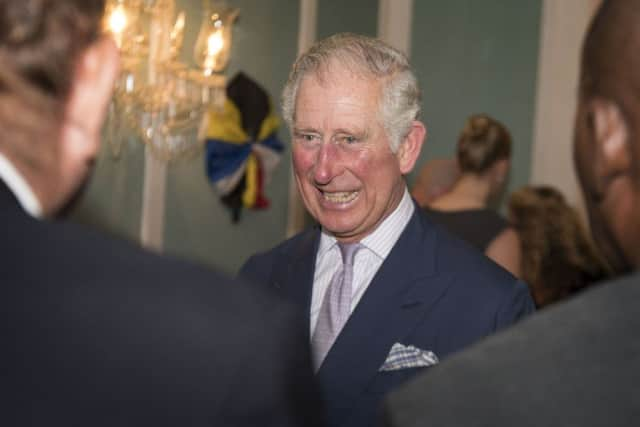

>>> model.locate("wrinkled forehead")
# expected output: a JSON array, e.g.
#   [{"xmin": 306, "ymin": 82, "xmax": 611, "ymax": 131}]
[
  {"xmin": 307, "ymin": 57, "xmax": 378, "ymax": 86},
  {"xmin": 296, "ymin": 62, "xmax": 383, "ymax": 108}
]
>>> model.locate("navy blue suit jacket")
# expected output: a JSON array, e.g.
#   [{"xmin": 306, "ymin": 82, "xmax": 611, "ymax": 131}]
[{"xmin": 240, "ymin": 207, "xmax": 535, "ymax": 427}]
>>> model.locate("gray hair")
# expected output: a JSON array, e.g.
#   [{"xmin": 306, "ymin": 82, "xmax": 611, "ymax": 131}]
[{"xmin": 281, "ymin": 32, "xmax": 422, "ymax": 152}]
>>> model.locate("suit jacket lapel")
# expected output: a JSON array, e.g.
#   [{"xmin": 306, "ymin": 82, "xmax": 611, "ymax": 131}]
[{"xmin": 316, "ymin": 210, "xmax": 455, "ymax": 424}]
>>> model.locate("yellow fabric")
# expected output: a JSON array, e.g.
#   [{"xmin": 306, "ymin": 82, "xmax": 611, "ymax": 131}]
[
  {"xmin": 206, "ymin": 99, "xmax": 248, "ymax": 144},
  {"xmin": 206, "ymin": 99, "xmax": 280, "ymax": 144},
  {"xmin": 257, "ymin": 107, "xmax": 280, "ymax": 140},
  {"xmin": 242, "ymin": 153, "xmax": 258, "ymax": 207}
]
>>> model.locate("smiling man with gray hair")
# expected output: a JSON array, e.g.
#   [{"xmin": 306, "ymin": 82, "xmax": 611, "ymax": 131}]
[{"xmin": 240, "ymin": 32, "xmax": 534, "ymax": 427}]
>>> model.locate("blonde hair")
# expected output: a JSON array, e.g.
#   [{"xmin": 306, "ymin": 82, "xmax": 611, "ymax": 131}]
[
  {"xmin": 457, "ymin": 114, "xmax": 511, "ymax": 174},
  {"xmin": 509, "ymin": 185, "xmax": 611, "ymax": 307}
]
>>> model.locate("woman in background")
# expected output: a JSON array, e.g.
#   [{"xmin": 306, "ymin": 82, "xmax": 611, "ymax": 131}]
[
  {"xmin": 508, "ymin": 185, "xmax": 611, "ymax": 308},
  {"xmin": 426, "ymin": 114, "xmax": 521, "ymax": 277}
]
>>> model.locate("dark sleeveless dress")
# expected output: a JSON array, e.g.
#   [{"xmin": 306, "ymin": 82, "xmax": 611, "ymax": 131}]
[{"xmin": 423, "ymin": 208, "xmax": 509, "ymax": 251}]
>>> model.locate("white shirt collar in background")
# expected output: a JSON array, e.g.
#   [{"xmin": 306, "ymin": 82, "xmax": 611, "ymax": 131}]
[{"xmin": 0, "ymin": 152, "xmax": 43, "ymax": 218}]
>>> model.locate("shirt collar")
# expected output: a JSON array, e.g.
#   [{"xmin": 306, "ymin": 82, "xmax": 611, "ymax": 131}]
[
  {"xmin": 318, "ymin": 187, "xmax": 414, "ymax": 259},
  {"xmin": 0, "ymin": 152, "xmax": 43, "ymax": 218}
]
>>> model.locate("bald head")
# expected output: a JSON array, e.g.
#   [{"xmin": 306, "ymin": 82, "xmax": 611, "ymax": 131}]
[
  {"xmin": 411, "ymin": 158, "xmax": 459, "ymax": 207},
  {"xmin": 574, "ymin": 0, "xmax": 640, "ymax": 274},
  {"xmin": 581, "ymin": 0, "xmax": 640, "ymax": 126}
]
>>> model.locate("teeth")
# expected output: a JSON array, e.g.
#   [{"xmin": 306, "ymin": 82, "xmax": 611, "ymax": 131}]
[{"xmin": 322, "ymin": 191, "xmax": 358, "ymax": 203}]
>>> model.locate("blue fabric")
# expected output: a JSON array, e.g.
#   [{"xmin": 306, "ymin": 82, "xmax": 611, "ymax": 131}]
[
  {"xmin": 260, "ymin": 132, "xmax": 285, "ymax": 152},
  {"xmin": 205, "ymin": 140, "xmax": 252, "ymax": 182},
  {"xmin": 205, "ymin": 131, "xmax": 283, "ymax": 183}
]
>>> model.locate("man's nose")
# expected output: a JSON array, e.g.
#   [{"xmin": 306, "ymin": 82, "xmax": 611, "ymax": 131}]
[{"xmin": 313, "ymin": 141, "xmax": 341, "ymax": 185}]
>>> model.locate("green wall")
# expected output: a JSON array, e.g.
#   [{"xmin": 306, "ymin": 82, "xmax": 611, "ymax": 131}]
[
  {"xmin": 317, "ymin": 0, "xmax": 378, "ymax": 39},
  {"xmin": 70, "ymin": 128, "xmax": 145, "ymax": 243},
  {"xmin": 71, "ymin": 0, "xmax": 541, "ymax": 275},
  {"xmin": 408, "ymin": 0, "xmax": 542, "ymax": 205}
]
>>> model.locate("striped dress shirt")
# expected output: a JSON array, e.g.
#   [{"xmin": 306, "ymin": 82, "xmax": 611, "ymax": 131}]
[{"xmin": 310, "ymin": 188, "xmax": 415, "ymax": 337}]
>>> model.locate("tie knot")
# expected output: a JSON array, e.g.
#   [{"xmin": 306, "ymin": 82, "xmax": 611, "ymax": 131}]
[{"xmin": 338, "ymin": 242, "xmax": 360, "ymax": 266}]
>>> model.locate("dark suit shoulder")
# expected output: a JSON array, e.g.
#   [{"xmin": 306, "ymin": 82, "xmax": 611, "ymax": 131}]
[
  {"xmin": 485, "ymin": 272, "xmax": 640, "ymax": 342},
  {"xmin": 424, "ymin": 212, "xmax": 520, "ymax": 289},
  {"xmin": 385, "ymin": 274, "xmax": 640, "ymax": 427},
  {"xmin": 251, "ymin": 226, "xmax": 318, "ymax": 259},
  {"xmin": 2, "ymin": 208, "xmax": 321, "ymax": 426},
  {"xmin": 416, "ymin": 211, "xmax": 534, "ymax": 328},
  {"xmin": 239, "ymin": 227, "xmax": 318, "ymax": 285}
]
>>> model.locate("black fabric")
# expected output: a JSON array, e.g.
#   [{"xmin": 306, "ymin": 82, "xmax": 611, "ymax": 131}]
[
  {"xmin": 384, "ymin": 273, "xmax": 640, "ymax": 427},
  {"xmin": 226, "ymin": 71, "xmax": 270, "ymax": 140},
  {"xmin": 221, "ymin": 172, "xmax": 247, "ymax": 223},
  {"xmin": 423, "ymin": 207, "xmax": 509, "ymax": 251},
  {"xmin": 0, "ymin": 180, "xmax": 323, "ymax": 427},
  {"xmin": 217, "ymin": 71, "xmax": 275, "ymax": 222}
]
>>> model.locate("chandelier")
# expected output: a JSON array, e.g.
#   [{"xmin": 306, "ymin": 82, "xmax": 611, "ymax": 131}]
[{"xmin": 103, "ymin": 0, "xmax": 239, "ymax": 160}]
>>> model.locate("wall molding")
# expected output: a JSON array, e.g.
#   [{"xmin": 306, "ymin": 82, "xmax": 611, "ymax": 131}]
[
  {"xmin": 377, "ymin": 0, "xmax": 413, "ymax": 55},
  {"xmin": 286, "ymin": 0, "xmax": 318, "ymax": 237},
  {"xmin": 140, "ymin": 146, "xmax": 166, "ymax": 251},
  {"xmin": 531, "ymin": 0, "xmax": 601, "ymax": 212}
]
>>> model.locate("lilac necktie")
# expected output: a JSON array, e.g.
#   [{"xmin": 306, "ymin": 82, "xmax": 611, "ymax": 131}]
[{"xmin": 311, "ymin": 242, "xmax": 361, "ymax": 371}]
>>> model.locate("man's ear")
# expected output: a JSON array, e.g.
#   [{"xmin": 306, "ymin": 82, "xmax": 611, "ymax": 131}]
[
  {"xmin": 64, "ymin": 36, "xmax": 120, "ymax": 138},
  {"xmin": 591, "ymin": 98, "xmax": 630, "ymax": 189},
  {"xmin": 397, "ymin": 120, "xmax": 427, "ymax": 175}
]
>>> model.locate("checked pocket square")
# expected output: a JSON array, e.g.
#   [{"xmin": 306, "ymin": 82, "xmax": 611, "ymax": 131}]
[{"xmin": 379, "ymin": 343, "xmax": 439, "ymax": 372}]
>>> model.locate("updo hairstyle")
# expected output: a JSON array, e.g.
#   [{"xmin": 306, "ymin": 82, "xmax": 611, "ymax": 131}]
[{"xmin": 456, "ymin": 114, "xmax": 511, "ymax": 174}]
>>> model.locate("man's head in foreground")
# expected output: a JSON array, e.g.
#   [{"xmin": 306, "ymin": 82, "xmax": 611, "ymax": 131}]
[
  {"xmin": 0, "ymin": 0, "xmax": 119, "ymax": 216},
  {"xmin": 574, "ymin": 0, "xmax": 640, "ymax": 276}
]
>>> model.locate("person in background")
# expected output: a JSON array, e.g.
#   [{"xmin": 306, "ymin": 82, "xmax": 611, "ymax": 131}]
[
  {"xmin": 0, "ymin": 1, "xmax": 321, "ymax": 425},
  {"xmin": 410, "ymin": 157, "xmax": 459, "ymax": 207},
  {"xmin": 240, "ymin": 32, "xmax": 534, "ymax": 427},
  {"xmin": 425, "ymin": 114, "xmax": 521, "ymax": 277},
  {"xmin": 384, "ymin": 1, "xmax": 640, "ymax": 425},
  {"xmin": 508, "ymin": 185, "xmax": 611, "ymax": 308}
]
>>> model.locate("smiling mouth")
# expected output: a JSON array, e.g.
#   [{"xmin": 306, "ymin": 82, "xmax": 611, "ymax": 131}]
[{"xmin": 321, "ymin": 190, "xmax": 359, "ymax": 204}]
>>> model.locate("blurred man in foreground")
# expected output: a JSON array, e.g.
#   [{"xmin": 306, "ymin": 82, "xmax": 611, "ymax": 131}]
[
  {"xmin": 0, "ymin": 1, "xmax": 320, "ymax": 425},
  {"xmin": 384, "ymin": 1, "xmax": 640, "ymax": 425}
]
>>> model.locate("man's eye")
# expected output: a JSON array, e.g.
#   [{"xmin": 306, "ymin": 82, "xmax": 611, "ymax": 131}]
[
  {"xmin": 339, "ymin": 135, "xmax": 358, "ymax": 144},
  {"xmin": 296, "ymin": 133, "xmax": 318, "ymax": 142}
]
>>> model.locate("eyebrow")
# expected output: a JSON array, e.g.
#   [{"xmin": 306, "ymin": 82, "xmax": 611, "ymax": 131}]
[
  {"xmin": 334, "ymin": 128, "xmax": 369, "ymax": 138},
  {"xmin": 293, "ymin": 127, "xmax": 320, "ymax": 134},
  {"xmin": 292, "ymin": 127, "xmax": 370, "ymax": 139}
]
